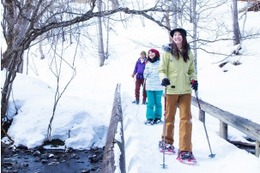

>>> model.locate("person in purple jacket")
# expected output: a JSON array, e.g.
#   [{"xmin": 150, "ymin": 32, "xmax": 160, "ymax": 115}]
[{"xmin": 131, "ymin": 51, "xmax": 147, "ymax": 105}]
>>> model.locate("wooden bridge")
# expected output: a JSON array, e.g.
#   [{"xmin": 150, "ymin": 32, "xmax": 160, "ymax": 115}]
[{"xmin": 101, "ymin": 84, "xmax": 260, "ymax": 172}]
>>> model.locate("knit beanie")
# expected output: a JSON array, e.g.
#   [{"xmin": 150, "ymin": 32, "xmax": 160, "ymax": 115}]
[{"xmin": 148, "ymin": 49, "xmax": 160, "ymax": 58}]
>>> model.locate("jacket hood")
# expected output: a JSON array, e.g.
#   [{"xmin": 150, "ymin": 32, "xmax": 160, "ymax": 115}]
[{"xmin": 162, "ymin": 43, "xmax": 172, "ymax": 53}]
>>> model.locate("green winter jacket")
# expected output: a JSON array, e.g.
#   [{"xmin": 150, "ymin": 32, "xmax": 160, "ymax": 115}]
[{"xmin": 159, "ymin": 46, "xmax": 197, "ymax": 95}]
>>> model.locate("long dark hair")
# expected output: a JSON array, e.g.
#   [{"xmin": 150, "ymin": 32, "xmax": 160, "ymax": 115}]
[{"xmin": 171, "ymin": 35, "xmax": 190, "ymax": 62}]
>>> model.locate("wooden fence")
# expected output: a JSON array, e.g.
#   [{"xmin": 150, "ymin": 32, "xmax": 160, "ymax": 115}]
[{"xmin": 191, "ymin": 96, "xmax": 260, "ymax": 157}]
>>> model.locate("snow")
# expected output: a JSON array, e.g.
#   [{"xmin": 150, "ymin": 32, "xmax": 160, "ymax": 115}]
[
  {"xmin": 1, "ymin": 1, "xmax": 260, "ymax": 172},
  {"xmin": 123, "ymin": 105, "xmax": 260, "ymax": 172}
]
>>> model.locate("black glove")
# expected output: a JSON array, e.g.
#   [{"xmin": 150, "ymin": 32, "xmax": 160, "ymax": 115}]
[
  {"xmin": 191, "ymin": 80, "xmax": 198, "ymax": 91},
  {"xmin": 161, "ymin": 78, "xmax": 170, "ymax": 86}
]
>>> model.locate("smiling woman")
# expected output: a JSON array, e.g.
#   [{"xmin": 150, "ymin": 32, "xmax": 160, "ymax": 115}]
[
  {"xmin": 158, "ymin": 28, "xmax": 198, "ymax": 165},
  {"xmin": 143, "ymin": 48, "xmax": 163, "ymax": 125}
]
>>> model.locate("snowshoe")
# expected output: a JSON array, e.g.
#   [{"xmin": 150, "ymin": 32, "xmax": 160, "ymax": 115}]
[
  {"xmin": 159, "ymin": 140, "xmax": 175, "ymax": 154},
  {"xmin": 176, "ymin": 151, "xmax": 197, "ymax": 165},
  {"xmin": 153, "ymin": 118, "xmax": 163, "ymax": 125},
  {"xmin": 145, "ymin": 119, "xmax": 154, "ymax": 125}
]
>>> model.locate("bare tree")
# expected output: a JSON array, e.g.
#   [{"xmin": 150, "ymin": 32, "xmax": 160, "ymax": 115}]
[
  {"xmin": 0, "ymin": 0, "xmax": 171, "ymax": 135},
  {"xmin": 46, "ymin": 36, "xmax": 78, "ymax": 141},
  {"xmin": 2, "ymin": 0, "xmax": 257, "ymax": 138}
]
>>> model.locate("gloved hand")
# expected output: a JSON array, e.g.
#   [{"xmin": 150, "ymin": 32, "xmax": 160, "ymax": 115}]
[
  {"xmin": 191, "ymin": 80, "xmax": 198, "ymax": 91},
  {"xmin": 161, "ymin": 78, "xmax": 170, "ymax": 86}
]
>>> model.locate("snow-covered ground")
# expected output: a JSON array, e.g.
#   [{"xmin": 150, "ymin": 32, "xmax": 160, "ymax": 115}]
[
  {"xmin": 1, "ymin": 0, "xmax": 260, "ymax": 172},
  {"xmin": 122, "ymin": 98, "xmax": 260, "ymax": 173}
]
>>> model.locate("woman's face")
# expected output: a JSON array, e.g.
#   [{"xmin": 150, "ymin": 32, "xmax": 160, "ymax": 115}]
[
  {"xmin": 172, "ymin": 31, "xmax": 183, "ymax": 45},
  {"xmin": 140, "ymin": 53, "xmax": 146, "ymax": 59},
  {"xmin": 148, "ymin": 51, "xmax": 155, "ymax": 58}
]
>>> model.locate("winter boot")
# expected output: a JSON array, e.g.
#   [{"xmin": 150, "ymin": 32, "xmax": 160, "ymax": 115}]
[{"xmin": 132, "ymin": 99, "xmax": 139, "ymax": 104}]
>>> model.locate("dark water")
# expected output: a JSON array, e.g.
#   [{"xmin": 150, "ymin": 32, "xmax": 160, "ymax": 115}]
[{"xmin": 1, "ymin": 143, "xmax": 104, "ymax": 173}]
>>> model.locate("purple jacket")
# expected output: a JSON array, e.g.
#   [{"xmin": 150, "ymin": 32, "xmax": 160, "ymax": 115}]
[{"xmin": 133, "ymin": 57, "xmax": 147, "ymax": 79}]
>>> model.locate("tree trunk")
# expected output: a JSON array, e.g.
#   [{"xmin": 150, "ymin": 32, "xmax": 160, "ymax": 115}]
[
  {"xmin": 172, "ymin": 0, "xmax": 178, "ymax": 28},
  {"xmin": 1, "ymin": 0, "xmax": 14, "ymax": 71},
  {"xmin": 97, "ymin": 0, "xmax": 106, "ymax": 67},
  {"xmin": 232, "ymin": 0, "xmax": 241, "ymax": 45},
  {"xmin": 1, "ymin": 50, "xmax": 24, "ymax": 134},
  {"xmin": 192, "ymin": 0, "xmax": 198, "ymax": 74}
]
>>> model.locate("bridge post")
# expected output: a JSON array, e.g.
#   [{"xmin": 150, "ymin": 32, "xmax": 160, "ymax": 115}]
[
  {"xmin": 219, "ymin": 121, "xmax": 228, "ymax": 140},
  {"xmin": 256, "ymin": 141, "xmax": 260, "ymax": 157}
]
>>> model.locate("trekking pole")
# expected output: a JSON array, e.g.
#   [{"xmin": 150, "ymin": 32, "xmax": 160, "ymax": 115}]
[
  {"xmin": 161, "ymin": 86, "xmax": 167, "ymax": 168},
  {"xmin": 195, "ymin": 90, "xmax": 216, "ymax": 158}
]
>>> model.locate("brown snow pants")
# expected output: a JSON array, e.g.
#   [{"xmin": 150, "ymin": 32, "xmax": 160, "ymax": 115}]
[{"xmin": 161, "ymin": 94, "xmax": 192, "ymax": 152}]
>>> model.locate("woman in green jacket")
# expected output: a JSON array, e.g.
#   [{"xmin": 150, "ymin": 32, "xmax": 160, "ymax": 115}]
[{"xmin": 158, "ymin": 28, "xmax": 198, "ymax": 165}]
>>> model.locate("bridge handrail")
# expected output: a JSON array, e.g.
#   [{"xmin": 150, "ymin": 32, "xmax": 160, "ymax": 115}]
[
  {"xmin": 191, "ymin": 96, "xmax": 260, "ymax": 157},
  {"xmin": 101, "ymin": 84, "xmax": 126, "ymax": 173}
]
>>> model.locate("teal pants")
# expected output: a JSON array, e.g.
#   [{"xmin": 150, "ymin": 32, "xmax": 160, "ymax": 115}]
[{"xmin": 146, "ymin": 90, "xmax": 163, "ymax": 120}]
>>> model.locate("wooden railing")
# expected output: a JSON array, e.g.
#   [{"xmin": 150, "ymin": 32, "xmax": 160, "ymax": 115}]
[
  {"xmin": 191, "ymin": 96, "xmax": 260, "ymax": 157},
  {"xmin": 101, "ymin": 84, "xmax": 126, "ymax": 173}
]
